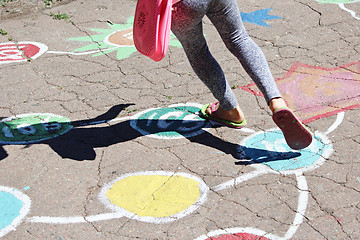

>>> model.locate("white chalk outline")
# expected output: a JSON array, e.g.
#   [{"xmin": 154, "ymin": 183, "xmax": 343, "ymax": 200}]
[
  {"xmin": 325, "ymin": 112, "xmax": 345, "ymax": 135},
  {"xmin": 0, "ymin": 186, "xmax": 31, "ymax": 238},
  {"xmin": 212, "ymin": 164, "xmax": 276, "ymax": 192},
  {"xmin": 338, "ymin": 3, "xmax": 360, "ymax": 20},
  {"xmin": 195, "ymin": 173, "xmax": 309, "ymax": 240},
  {"xmin": 284, "ymin": 173, "xmax": 309, "ymax": 239}
]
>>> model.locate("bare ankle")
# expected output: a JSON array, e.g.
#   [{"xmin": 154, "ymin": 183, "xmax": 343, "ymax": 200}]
[
  {"xmin": 269, "ymin": 98, "xmax": 287, "ymax": 113},
  {"xmin": 207, "ymin": 103, "xmax": 245, "ymax": 123},
  {"xmin": 218, "ymin": 105, "xmax": 245, "ymax": 123}
]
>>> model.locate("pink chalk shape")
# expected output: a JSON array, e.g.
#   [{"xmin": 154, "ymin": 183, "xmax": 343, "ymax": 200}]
[
  {"xmin": 241, "ymin": 61, "xmax": 360, "ymax": 123},
  {"xmin": 205, "ymin": 233, "xmax": 269, "ymax": 240},
  {"xmin": 0, "ymin": 41, "xmax": 48, "ymax": 64}
]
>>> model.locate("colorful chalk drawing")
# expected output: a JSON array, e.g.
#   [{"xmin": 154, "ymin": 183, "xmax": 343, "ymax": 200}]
[
  {"xmin": 0, "ymin": 103, "xmax": 211, "ymax": 161},
  {"xmin": 130, "ymin": 103, "xmax": 211, "ymax": 139},
  {"xmin": 314, "ymin": 0, "xmax": 360, "ymax": 20},
  {"xmin": 0, "ymin": 7, "xmax": 281, "ymax": 65},
  {"xmin": 0, "ymin": 100, "xmax": 345, "ymax": 239},
  {"xmin": 0, "ymin": 113, "xmax": 72, "ymax": 144},
  {"xmin": 241, "ymin": 61, "xmax": 360, "ymax": 123},
  {"xmin": 99, "ymin": 171, "xmax": 209, "ymax": 224},
  {"xmin": 0, "ymin": 186, "xmax": 31, "ymax": 238},
  {"xmin": 195, "ymin": 227, "xmax": 277, "ymax": 240},
  {"xmin": 66, "ymin": 10, "xmax": 281, "ymax": 59},
  {"xmin": 239, "ymin": 129, "xmax": 332, "ymax": 173},
  {"xmin": 66, "ymin": 16, "xmax": 181, "ymax": 60},
  {"xmin": 0, "ymin": 3, "xmax": 354, "ymax": 239},
  {"xmin": 0, "ymin": 42, "xmax": 48, "ymax": 64},
  {"xmin": 241, "ymin": 8, "xmax": 282, "ymax": 27}
]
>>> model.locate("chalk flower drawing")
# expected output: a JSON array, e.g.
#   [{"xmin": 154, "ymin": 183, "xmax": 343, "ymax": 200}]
[{"xmin": 68, "ymin": 17, "xmax": 181, "ymax": 60}]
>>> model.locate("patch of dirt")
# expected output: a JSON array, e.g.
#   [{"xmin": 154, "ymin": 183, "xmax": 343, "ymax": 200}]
[{"xmin": 0, "ymin": 0, "xmax": 75, "ymax": 20}]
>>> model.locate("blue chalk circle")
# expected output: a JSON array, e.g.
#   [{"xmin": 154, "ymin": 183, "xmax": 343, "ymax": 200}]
[
  {"xmin": 240, "ymin": 129, "xmax": 333, "ymax": 173},
  {"xmin": 0, "ymin": 186, "xmax": 31, "ymax": 238}
]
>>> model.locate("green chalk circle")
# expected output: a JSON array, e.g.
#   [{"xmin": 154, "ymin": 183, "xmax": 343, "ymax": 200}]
[
  {"xmin": 130, "ymin": 103, "xmax": 210, "ymax": 139},
  {"xmin": 0, "ymin": 113, "xmax": 73, "ymax": 144}
]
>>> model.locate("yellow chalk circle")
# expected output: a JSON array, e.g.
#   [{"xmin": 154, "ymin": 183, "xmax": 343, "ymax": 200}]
[
  {"xmin": 102, "ymin": 171, "xmax": 210, "ymax": 221},
  {"xmin": 106, "ymin": 174, "xmax": 200, "ymax": 217}
]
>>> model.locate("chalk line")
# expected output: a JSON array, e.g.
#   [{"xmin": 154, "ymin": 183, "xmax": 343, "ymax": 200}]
[
  {"xmin": 338, "ymin": 4, "xmax": 360, "ymax": 20},
  {"xmin": 284, "ymin": 173, "xmax": 309, "ymax": 240},
  {"xmin": 47, "ymin": 47, "xmax": 120, "ymax": 56},
  {"xmin": 324, "ymin": 112, "xmax": 344, "ymax": 135},
  {"xmin": 237, "ymin": 127, "xmax": 256, "ymax": 133},
  {"xmin": 27, "ymin": 212, "xmax": 125, "ymax": 224},
  {"xmin": 74, "ymin": 116, "xmax": 131, "ymax": 127},
  {"xmin": 212, "ymin": 168, "xmax": 273, "ymax": 192}
]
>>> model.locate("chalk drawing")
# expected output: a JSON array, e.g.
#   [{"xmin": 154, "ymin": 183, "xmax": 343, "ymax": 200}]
[
  {"xmin": 0, "ymin": 186, "xmax": 31, "ymax": 238},
  {"xmin": 67, "ymin": 16, "xmax": 181, "ymax": 60},
  {"xmin": 29, "ymin": 171, "xmax": 209, "ymax": 224},
  {"xmin": 66, "ymin": 9, "xmax": 281, "ymax": 60},
  {"xmin": 197, "ymin": 113, "xmax": 341, "ymax": 240},
  {"xmin": 0, "ymin": 42, "xmax": 48, "ymax": 65},
  {"xmin": 239, "ymin": 129, "xmax": 332, "ymax": 174},
  {"xmin": 241, "ymin": 61, "xmax": 360, "ymax": 123},
  {"xmin": 241, "ymin": 8, "xmax": 282, "ymax": 27},
  {"xmin": 99, "ymin": 171, "xmax": 209, "ymax": 223},
  {"xmin": 0, "ymin": 104, "xmax": 342, "ymax": 239},
  {"xmin": 130, "ymin": 103, "xmax": 211, "ymax": 139},
  {"xmin": 0, "ymin": 7, "xmax": 281, "ymax": 65},
  {"xmin": 196, "ymin": 175, "xmax": 310, "ymax": 240},
  {"xmin": 195, "ymin": 227, "xmax": 281, "ymax": 240},
  {"xmin": 0, "ymin": 113, "xmax": 72, "ymax": 144}
]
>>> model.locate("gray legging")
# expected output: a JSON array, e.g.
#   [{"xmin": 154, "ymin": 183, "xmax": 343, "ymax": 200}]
[{"xmin": 171, "ymin": 0, "xmax": 281, "ymax": 110}]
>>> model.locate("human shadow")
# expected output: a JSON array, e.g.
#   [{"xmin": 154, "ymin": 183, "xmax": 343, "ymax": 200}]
[
  {"xmin": 188, "ymin": 132, "xmax": 301, "ymax": 164},
  {"xmin": 0, "ymin": 104, "xmax": 301, "ymax": 162}
]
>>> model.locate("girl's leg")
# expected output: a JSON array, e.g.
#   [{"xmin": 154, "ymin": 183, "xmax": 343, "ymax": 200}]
[
  {"xmin": 206, "ymin": 0, "xmax": 282, "ymax": 105},
  {"xmin": 171, "ymin": 0, "xmax": 241, "ymax": 113}
]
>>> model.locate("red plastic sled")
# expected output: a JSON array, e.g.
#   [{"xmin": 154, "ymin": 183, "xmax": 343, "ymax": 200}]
[{"xmin": 133, "ymin": 0, "xmax": 173, "ymax": 62}]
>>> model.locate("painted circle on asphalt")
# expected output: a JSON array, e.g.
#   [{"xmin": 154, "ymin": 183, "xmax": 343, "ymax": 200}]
[
  {"xmin": 204, "ymin": 233, "xmax": 269, "ymax": 240},
  {"xmin": 0, "ymin": 186, "xmax": 31, "ymax": 238},
  {"xmin": 104, "ymin": 29, "xmax": 134, "ymax": 47},
  {"xmin": 130, "ymin": 103, "xmax": 210, "ymax": 139},
  {"xmin": 240, "ymin": 129, "xmax": 333, "ymax": 174},
  {"xmin": 0, "ymin": 113, "xmax": 73, "ymax": 144},
  {"xmin": 195, "ymin": 227, "xmax": 279, "ymax": 240},
  {"xmin": 99, "ymin": 171, "xmax": 209, "ymax": 223}
]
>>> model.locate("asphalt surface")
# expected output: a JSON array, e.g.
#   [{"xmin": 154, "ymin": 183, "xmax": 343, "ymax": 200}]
[{"xmin": 0, "ymin": 0, "xmax": 360, "ymax": 239}]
